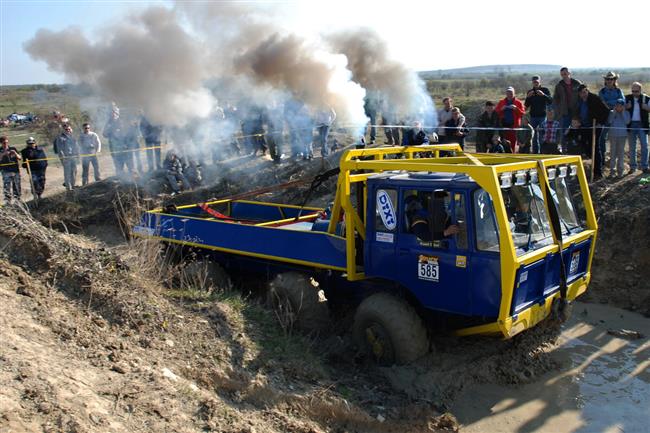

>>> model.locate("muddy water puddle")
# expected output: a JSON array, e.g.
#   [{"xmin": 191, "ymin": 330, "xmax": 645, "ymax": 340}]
[{"xmin": 453, "ymin": 303, "xmax": 649, "ymax": 433}]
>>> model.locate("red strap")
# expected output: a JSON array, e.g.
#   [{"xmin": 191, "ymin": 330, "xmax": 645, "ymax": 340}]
[{"xmin": 198, "ymin": 203, "xmax": 235, "ymax": 221}]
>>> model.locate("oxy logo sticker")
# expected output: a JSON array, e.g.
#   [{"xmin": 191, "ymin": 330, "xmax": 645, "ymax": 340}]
[
  {"xmin": 569, "ymin": 251, "xmax": 580, "ymax": 275},
  {"xmin": 376, "ymin": 189, "xmax": 396, "ymax": 231},
  {"xmin": 418, "ymin": 255, "xmax": 439, "ymax": 282},
  {"xmin": 455, "ymin": 255, "xmax": 467, "ymax": 268}
]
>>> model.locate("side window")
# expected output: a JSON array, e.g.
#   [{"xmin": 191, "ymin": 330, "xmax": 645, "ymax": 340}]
[
  {"xmin": 404, "ymin": 189, "xmax": 454, "ymax": 247},
  {"xmin": 454, "ymin": 193, "xmax": 468, "ymax": 250},
  {"xmin": 473, "ymin": 189, "xmax": 500, "ymax": 252},
  {"xmin": 375, "ymin": 189, "xmax": 397, "ymax": 232}
]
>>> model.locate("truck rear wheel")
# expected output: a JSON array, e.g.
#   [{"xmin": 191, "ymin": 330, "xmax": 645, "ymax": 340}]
[
  {"xmin": 181, "ymin": 259, "xmax": 232, "ymax": 292},
  {"xmin": 353, "ymin": 293, "xmax": 429, "ymax": 365},
  {"xmin": 268, "ymin": 272, "xmax": 329, "ymax": 333}
]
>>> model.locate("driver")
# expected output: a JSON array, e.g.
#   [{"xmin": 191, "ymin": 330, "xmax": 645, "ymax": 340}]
[{"xmin": 406, "ymin": 192, "xmax": 459, "ymax": 241}]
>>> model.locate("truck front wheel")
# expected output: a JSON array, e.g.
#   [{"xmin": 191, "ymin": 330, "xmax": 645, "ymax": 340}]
[
  {"xmin": 268, "ymin": 272, "xmax": 329, "ymax": 333},
  {"xmin": 353, "ymin": 293, "xmax": 429, "ymax": 365}
]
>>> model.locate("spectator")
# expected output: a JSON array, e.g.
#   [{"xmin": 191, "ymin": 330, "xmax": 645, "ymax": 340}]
[
  {"xmin": 78, "ymin": 123, "xmax": 101, "ymax": 186},
  {"xmin": 495, "ymin": 87, "xmax": 525, "ymax": 153},
  {"xmin": 314, "ymin": 105, "xmax": 336, "ymax": 157},
  {"xmin": 517, "ymin": 116, "xmax": 535, "ymax": 154},
  {"xmin": 382, "ymin": 104, "xmax": 400, "ymax": 146},
  {"xmin": 364, "ymin": 92, "xmax": 380, "ymax": 144},
  {"xmin": 0, "ymin": 136, "xmax": 21, "ymax": 204},
  {"xmin": 538, "ymin": 109, "xmax": 562, "ymax": 154},
  {"xmin": 553, "ymin": 67, "xmax": 582, "ymax": 152},
  {"xmin": 488, "ymin": 135, "xmax": 506, "ymax": 153},
  {"xmin": 607, "ymin": 99, "xmax": 630, "ymax": 178},
  {"xmin": 475, "ymin": 101, "xmax": 500, "ymax": 153},
  {"xmin": 598, "ymin": 72, "xmax": 625, "ymax": 160},
  {"xmin": 103, "ymin": 111, "xmax": 130, "ymax": 176},
  {"xmin": 625, "ymin": 82, "xmax": 650, "ymax": 174},
  {"xmin": 163, "ymin": 150, "xmax": 190, "ymax": 195},
  {"xmin": 263, "ymin": 100, "xmax": 285, "ymax": 164},
  {"xmin": 524, "ymin": 75, "xmax": 552, "ymax": 153},
  {"xmin": 241, "ymin": 105, "xmax": 268, "ymax": 157},
  {"xmin": 140, "ymin": 115, "xmax": 163, "ymax": 171},
  {"xmin": 285, "ymin": 99, "xmax": 313, "ymax": 160},
  {"xmin": 444, "ymin": 108, "xmax": 468, "ymax": 149},
  {"xmin": 574, "ymin": 84, "xmax": 610, "ymax": 180},
  {"xmin": 125, "ymin": 119, "xmax": 143, "ymax": 174},
  {"xmin": 402, "ymin": 121, "xmax": 429, "ymax": 146},
  {"xmin": 54, "ymin": 124, "xmax": 79, "ymax": 190},
  {"xmin": 437, "ymin": 97, "xmax": 464, "ymax": 144},
  {"xmin": 20, "ymin": 136, "xmax": 48, "ymax": 199}
]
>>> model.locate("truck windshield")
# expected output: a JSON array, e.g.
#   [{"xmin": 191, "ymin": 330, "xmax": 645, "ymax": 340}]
[
  {"xmin": 548, "ymin": 174, "xmax": 587, "ymax": 236},
  {"xmin": 503, "ymin": 184, "xmax": 554, "ymax": 255}
]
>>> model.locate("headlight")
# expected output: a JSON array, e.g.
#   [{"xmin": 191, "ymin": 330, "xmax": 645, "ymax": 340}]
[
  {"xmin": 500, "ymin": 172, "xmax": 513, "ymax": 188},
  {"xmin": 547, "ymin": 168, "xmax": 556, "ymax": 180},
  {"xmin": 569, "ymin": 164, "xmax": 578, "ymax": 176},
  {"xmin": 558, "ymin": 166, "xmax": 568, "ymax": 178},
  {"xmin": 515, "ymin": 170, "xmax": 527, "ymax": 186}
]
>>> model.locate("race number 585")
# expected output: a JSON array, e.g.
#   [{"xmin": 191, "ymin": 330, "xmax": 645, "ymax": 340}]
[{"xmin": 418, "ymin": 256, "xmax": 439, "ymax": 282}]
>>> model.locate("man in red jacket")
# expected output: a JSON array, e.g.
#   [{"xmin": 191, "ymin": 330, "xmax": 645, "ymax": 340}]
[{"xmin": 495, "ymin": 87, "xmax": 525, "ymax": 152}]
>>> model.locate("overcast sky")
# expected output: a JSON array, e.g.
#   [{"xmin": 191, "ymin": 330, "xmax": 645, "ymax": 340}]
[{"xmin": 1, "ymin": 0, "xmax": 648, "ymax": 86}]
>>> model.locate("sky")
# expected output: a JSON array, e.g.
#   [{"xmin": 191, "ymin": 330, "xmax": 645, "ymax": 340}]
[{"xmin": 1, "ymin": 0, "xmax": 649, "ymax": 86}]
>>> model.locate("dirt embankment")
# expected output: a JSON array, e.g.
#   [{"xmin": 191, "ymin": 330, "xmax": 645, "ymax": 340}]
[
  {"xmin": 585, "ymin": 174, "xmax": 650, "ymax": 316},
  {"xmin": 3, "ymin": 153, "xmax": 647, "ymax": 432}
]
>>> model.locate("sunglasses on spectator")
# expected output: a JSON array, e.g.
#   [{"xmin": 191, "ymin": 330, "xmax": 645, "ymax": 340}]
[{"xmin": 632, "ymin": 90, "xmax": 640, "ymax": 93}]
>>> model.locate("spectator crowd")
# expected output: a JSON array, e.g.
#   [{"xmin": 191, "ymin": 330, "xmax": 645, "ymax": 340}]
[{"xmin": 1, "ymin": 67, "xmax": 648, "ymax": 204}]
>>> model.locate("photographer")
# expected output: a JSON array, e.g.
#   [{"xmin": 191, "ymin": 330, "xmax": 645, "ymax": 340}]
[{"xmin": 524, "ymin": 76, "xmax": 552, "ymax": 153}]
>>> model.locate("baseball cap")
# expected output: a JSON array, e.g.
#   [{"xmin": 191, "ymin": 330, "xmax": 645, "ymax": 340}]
[
  {"xmin": 506, "ymin": 86, "xmax": 515, "ymax": 93},
  {"xmin": 531, "ymin": 75, "xmax": 540, "ymax": 81},
  {"xmin": 26, "ymin": 136, "xmax": 36, "ymax": 144}
]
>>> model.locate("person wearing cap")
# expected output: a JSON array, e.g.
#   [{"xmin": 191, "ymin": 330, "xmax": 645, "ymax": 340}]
[
  {"xmin": 20, "ymin": 137, "xmax": 48, "ymax": 199},
  {"xmin": 625, "ymin": 82, "xmax": 650, "ymax": 174},
  {"xmin": 607, "ymin": 99, "xmax": 631, "ymax": 178},
  {"xmin": 553, "ymin": 67, "xmax": 583, "ymax": 152},
  {"xmin": 574, "ymin": 84, "xmax": 610, "ymax": 179},
  {"xmin": 0, "ymin": 136, "xmax": 22, "ymax": 204},
  {"xmin": 78, "ymin": 122, "xmax": 102, "ymax": 186},
  {"xmin": 525, "ymin": 76, "xmax": 552, "ymax": 153},
  {"xmin": 495, "ymin": 87, "xmax": 525, "ymax": 152}
]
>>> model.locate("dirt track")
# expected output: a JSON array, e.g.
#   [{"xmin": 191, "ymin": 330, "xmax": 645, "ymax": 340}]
[{"xmin": 1, "ymin": 148, "xmax": 649, "ymax": 433}]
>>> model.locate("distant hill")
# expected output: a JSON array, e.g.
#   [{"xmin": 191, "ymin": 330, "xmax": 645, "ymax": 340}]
[{"xmin": 420, "ymin": 64, "xmax": 561, "ymax": 78}]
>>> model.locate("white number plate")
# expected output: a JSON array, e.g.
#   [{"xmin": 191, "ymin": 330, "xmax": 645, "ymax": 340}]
[
  {"xmin": 418, "ymin": 256, "xmax": 439, "ymax": 282},
  {"xmin": 569, "ymin": 251, "xmax": 580, "ymax": 275}
]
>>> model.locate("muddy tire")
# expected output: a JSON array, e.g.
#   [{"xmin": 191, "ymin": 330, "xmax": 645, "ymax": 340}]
[
  {"xmin": 353, "ymin": 292, "xmax": 429, "ymax": 365},
  {"xmin": 268, "ymin": 272, "xmax": 329, "ymax": 333},
  {"xmin": 181, "ymin": 259, "xmax": 232, "ymax": 292}
]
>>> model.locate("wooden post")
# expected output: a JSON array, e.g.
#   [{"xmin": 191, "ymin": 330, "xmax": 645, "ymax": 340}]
[
  {"xmin": 590, "ymin": 119, "xmax": 597, "ymax": 182},
  {"xmin": 25, "ymin": 159, "xmax": 37, "ymax": 204}
]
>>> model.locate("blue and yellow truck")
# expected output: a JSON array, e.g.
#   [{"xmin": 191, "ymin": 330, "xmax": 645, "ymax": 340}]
[{"xmin": 134, "ymin": 144, "xmax": 598, "ymax": 364}]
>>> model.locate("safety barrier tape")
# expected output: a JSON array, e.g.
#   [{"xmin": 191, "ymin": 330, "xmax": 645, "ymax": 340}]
[{"xmin": 1, "ymin": 124, "xmax": 648, "ymax": 168}]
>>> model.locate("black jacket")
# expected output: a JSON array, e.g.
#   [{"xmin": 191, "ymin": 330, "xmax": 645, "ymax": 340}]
[
  {"xmin": 625, "ymin": 93, "xmax": 650, "ymax": 129},
  {"xmin": 21, "ymin": 146, "xmax": 48, "ymax": 173},
  {"xmin": 524, "ymin": 87, "xmax": 552, "ymax": 117},
  {"xmin": 574, "ymin": 93, "xmax": 610, "ymax": 125}
]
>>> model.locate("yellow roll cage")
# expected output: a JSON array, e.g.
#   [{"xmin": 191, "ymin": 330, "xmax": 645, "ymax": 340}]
[{"xmin": 327, "ymin": 144, "xmax": 598, "ymax": 338}]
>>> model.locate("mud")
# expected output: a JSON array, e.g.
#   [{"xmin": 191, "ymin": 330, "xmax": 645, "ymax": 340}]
[{"xmin": 2, "ymin": 147, "xmax": 648, "ymax": 432}]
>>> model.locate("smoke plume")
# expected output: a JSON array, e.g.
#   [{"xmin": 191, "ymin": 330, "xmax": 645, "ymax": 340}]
[{"xmin": 24, "ymin": 3, "xmax": 435, "ymax": 150}]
